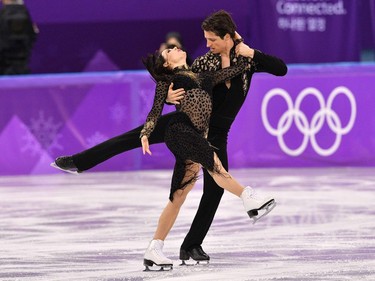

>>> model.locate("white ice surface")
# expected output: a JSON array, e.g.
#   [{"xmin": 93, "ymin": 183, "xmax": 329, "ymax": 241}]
[{"xmin": 0, "ymin": 167, "xmax": 374, "ymax": 281}]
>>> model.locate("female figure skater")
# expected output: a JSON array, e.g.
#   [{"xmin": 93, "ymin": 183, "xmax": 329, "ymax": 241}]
[{"xmin": 141, "ymin": 46, "xmax": 276, "ymax": 271}]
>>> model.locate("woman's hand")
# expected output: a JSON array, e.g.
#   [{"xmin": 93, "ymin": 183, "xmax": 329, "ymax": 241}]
[
  {"xmin": 141, "ymin": 135, "xmax": 152, "ymax": 155},
  {"xmin": 166, "ymin": 83, "xmax": 185, "ymax": 105}
]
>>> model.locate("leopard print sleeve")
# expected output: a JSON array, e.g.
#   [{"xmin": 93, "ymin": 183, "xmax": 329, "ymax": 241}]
[
  {"xmin": 191, "ymin": 56, "xmax": 210, "ymax": 73},
  {"xmin": 211, "ymin": 55, "xmax": 249, "ymax": 86},
  {"xmin": 140, "ymin": 81, "xmax": 169, "ymax": 138},
  {"xmin": 192, "ymin": 52, "xmax": 221, "ymax": 73}
]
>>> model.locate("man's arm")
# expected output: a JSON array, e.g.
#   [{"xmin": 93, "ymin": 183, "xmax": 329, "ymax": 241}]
[
  {"xmin": 237, "ymin": 44, "xmax": 287, "ymax": 76},
  {"xmin": 235, "ymin": 33, "xmax": 287, "ymax": 76},
  {"xmin": 251, "ymin": 49, "xmax": 288, "ymax": 76},
  {"xmin": 165, "ymin": 82, "xmax": 185, "ymax": 105}
]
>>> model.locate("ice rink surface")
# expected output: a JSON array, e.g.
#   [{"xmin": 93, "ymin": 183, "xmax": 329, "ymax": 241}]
[{"xmin": 1, "ymin": 167, "xmax": 374, "ymax": 281}]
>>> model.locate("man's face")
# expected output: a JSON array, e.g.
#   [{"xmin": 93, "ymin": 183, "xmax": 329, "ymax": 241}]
[{"xmin": 204, "ymin": 31, "xmax": 227, "ymax": 54}]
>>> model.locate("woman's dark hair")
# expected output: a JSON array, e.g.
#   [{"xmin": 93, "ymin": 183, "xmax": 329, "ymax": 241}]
[
  {"xmin": 201, "ymin": 10, "xmax": 237, "ymax": 39},
  {"xmin": 142, "ymin": 52, "xmax": 173, "ymax": 82}
]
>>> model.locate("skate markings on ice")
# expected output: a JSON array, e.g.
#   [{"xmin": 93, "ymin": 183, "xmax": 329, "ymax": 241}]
[{"xmin": 3, "ymin": 168, "xmax": 374, "ymax": 280}]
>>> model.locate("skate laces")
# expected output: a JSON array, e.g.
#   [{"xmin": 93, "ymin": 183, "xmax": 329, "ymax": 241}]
[
  {"xmin": 150, "ymin": 242, "xmax": 169, "ymax": 261},
  {"xmin": 244, "ymin": 187, "xmax": 263, "ymax": 201},
  {"xmin": 153, "ymin": 247, "xmax": 166, "ymax": 259}
]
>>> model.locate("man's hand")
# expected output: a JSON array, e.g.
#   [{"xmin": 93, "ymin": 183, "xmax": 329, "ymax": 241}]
[
  {"xmin": 166, "ymin": 83, "xmax": 185, "ymax": 105},
  {"xmin": 235, "ymin": 42, "xmax": 254, "ymax": 59},
  {"xmin": 141, "ymin": 135, "xmax": 152, "ymax": 155}
]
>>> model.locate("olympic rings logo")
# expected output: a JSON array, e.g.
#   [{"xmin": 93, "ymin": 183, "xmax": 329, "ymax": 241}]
[{"xmin": 261, "ymin": 86, "xmax": 356, "ymax": 156}]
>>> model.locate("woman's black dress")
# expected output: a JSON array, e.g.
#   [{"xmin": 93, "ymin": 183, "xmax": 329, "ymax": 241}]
[{"xmin": 141, "ymin": 57, "xmax": 249, "ymax": 201}]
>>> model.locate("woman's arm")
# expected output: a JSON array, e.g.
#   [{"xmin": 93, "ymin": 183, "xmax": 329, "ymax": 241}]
[
  {"xmin": 140, "ymin": 81, "xmax": 168, "ymax": 139},
  {"xmin": 212, "ymin": 56, "xmax": 249, "ymax": 86}
]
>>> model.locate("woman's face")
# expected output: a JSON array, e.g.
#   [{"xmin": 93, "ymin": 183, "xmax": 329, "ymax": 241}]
[{"xmin": 161, "ymin": 47, "xmax": 186, "ymax": 68}]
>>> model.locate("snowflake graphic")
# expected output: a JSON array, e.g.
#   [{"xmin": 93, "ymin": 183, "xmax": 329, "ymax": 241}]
[
  {"xmin": 22, "ymin": 111, "xmax": 63, "ymax": 156},
  {"xmin": 109, "ymin": 102, "xmax": 128, "ymax": 124},
  {"xmin": 86, "ymin": 131, "xmax": 108, "ymax": 148}
]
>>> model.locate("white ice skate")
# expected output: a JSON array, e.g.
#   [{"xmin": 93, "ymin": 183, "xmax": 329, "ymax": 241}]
[
  {"xmin": 143, "ymin": 239, "xmax": 173, "ymax": 271},
  {"xmin": 241, "ymin": 186, "xmax": 276, "ymax": 224}
]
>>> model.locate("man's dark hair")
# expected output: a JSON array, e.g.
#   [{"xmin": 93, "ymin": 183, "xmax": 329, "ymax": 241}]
[{"xmin": 201, "ymin": 10, "xmax": 237, "ymax": 39}]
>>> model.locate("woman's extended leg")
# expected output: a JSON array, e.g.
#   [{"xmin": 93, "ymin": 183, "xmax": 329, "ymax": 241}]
[
  {"xmin": 208, "ymin": 152, "xmax": 244, "ymax": 196},
  {"xmin": 208, "ymin": 152, "xmax": 276, "ymax": 223}
]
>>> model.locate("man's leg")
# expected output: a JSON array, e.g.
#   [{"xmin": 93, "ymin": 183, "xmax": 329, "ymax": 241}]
[
  {"xmin": 72, "ymin": 125, "xmax": 143, "ymax": 171},
  {"xmin": 70, "ymin": 112, "xmax": 177, "ymax": 171},
  {"xmin": 180, "ymin": 128, "xmax": 228, "ymax": 261}
]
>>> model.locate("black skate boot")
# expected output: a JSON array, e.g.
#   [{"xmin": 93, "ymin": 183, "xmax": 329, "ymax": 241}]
[
  {"xmin": 179, "ymin": 246, "xmax": 210, "ymax": 265},
  {"xmin": 50, "ymin": 156, "xmax": 81, "ymax": 175}
]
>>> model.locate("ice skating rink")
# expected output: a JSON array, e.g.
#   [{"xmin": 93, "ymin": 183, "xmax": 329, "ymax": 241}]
[{"xmin": 1, "ymin": 167, "xmax": 374, "ymax": 281}]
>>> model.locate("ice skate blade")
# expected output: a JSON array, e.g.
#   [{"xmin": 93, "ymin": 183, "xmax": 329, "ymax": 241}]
[
  {"xmin": 180, "ymin": 260, "xmax": 209, "ymax": 266},
  {"xmin": 50, "ymin": 162, "xmax": 80, "ymax": 175},
  {"xmin": 248, "ymin": 200, "xmax": 276, "ymax": 224},
  {"xmin": 143, "ymin": 259, "xmax": 173, "ymax": 271}
]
